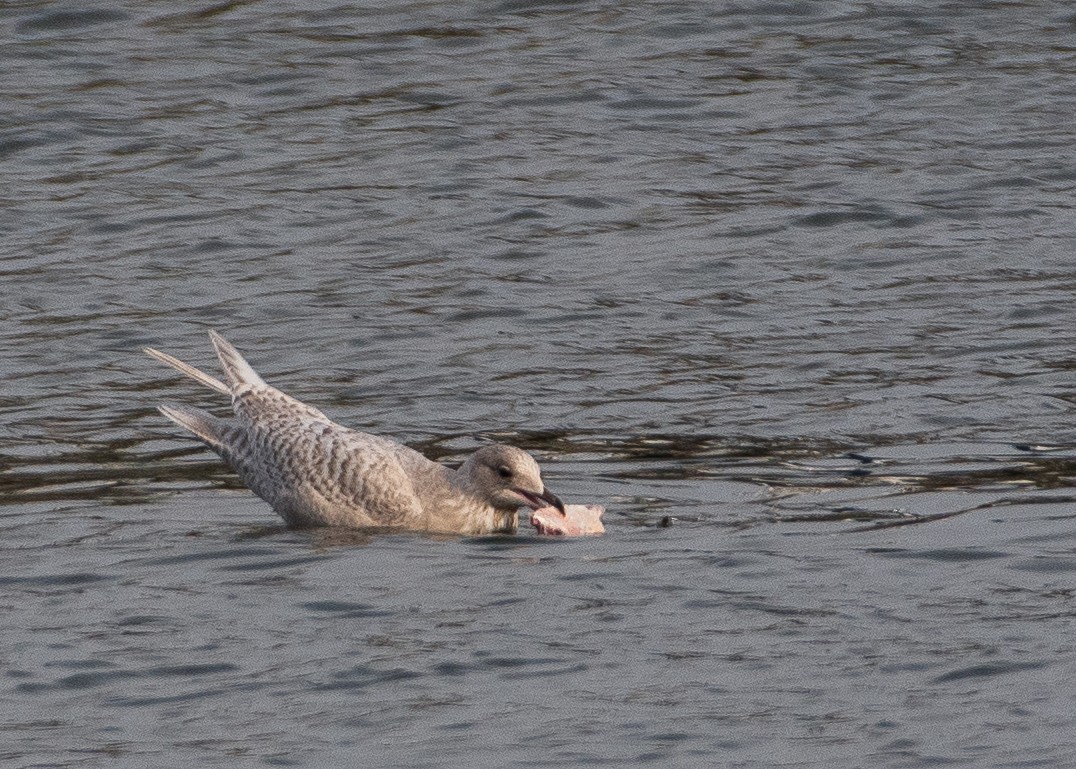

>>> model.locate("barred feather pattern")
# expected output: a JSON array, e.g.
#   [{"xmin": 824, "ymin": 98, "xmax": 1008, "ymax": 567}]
[{"xmin": 145, "ymin": 333, "xmax": 552, "ymax": 535}]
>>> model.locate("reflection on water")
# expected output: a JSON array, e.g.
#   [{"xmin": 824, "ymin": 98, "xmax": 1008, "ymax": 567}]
[
  {"xmin": 4, "ymin": 0, "xmax": 1076, "ymax": 767},
  {"xmin": 7, "ymin": 424, "xmax": 1076, "ymax": 533}
]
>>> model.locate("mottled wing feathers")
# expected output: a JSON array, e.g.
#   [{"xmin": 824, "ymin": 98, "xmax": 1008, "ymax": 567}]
[
  {"xmin": 223, "ymin": 410, "xmax": 432, "ymax": 527},
  {"xmin": 231, "ymin": 385, "xmax": 332, "ymax": 431},
  {"xmin": 299, "ymin": 428, "xmax": 429, "ymax": 526}
]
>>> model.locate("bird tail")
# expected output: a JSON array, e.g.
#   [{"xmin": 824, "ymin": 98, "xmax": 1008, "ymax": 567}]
[
  {"xmin": 208, "ymin": 330, "xmax": 266, "ymax": 392},
  {"xmin": 144, "ymin": 331, "xmax": 267, "ymax": 396},
  {"xmin": 144, "ymin": 346, "xmax": 231, "ymax": 395},
  {"xmin": 156, "ymin": 405, "xmax": 234, "ymax": 455}
]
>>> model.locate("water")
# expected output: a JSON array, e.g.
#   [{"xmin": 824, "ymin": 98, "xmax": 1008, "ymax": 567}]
[{"xmin": 3, "ymin": 1, "xmax": 1076, "ymax": 766}]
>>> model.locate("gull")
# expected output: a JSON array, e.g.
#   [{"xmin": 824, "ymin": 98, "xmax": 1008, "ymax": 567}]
[{"xmin": 144, "ymin": 331, "xmax": 565, "ymax": 535}]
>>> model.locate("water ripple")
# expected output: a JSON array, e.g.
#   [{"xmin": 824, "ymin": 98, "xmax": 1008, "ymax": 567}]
[{"xmin": 4, "ymin": 2, "xmax": 1076, "ymax": 767}]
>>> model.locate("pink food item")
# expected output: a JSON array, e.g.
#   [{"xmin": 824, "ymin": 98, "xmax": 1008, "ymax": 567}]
[{"xmin": 530, "ymin": 504, "xmax": 605, "ymax": 536}]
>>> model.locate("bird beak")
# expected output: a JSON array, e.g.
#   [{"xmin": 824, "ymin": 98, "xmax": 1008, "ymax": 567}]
[
  {"xmin": 516, "ymin": 487, "xmax": 567, "ymax": 516},
  {"xmin": 539, "ymin": 487, "xmax": 566, "ymax": 516}
]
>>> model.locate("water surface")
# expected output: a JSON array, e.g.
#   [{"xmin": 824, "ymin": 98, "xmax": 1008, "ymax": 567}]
[{"xmin": 3, "ymin": 2, "xmax": 1076, "ymax": 767}]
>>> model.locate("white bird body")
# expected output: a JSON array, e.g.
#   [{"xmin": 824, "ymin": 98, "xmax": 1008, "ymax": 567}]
[{"xmin": 145, "ymin": 332, "xmax": 563, "ymax": 535}]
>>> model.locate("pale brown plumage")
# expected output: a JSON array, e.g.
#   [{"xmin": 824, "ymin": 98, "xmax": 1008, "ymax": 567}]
[{"xmin": 145, "ymin": 331, "xmax": 563, "ymax": 535}]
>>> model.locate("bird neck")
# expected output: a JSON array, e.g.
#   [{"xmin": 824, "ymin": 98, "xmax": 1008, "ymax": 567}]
[{"xmin": 445, "ymin": 465, "xmax": 519, "ymax": 533}]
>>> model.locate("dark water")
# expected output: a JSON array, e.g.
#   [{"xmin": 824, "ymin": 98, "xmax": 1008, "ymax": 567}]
[{"xmin": 4, "ymin": 1, "xmax": 1076, "ymax": 766}]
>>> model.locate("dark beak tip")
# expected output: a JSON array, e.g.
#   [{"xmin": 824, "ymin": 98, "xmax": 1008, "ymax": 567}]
[
  {"xmin": 550, "ymin": 493, "xmax": 567, "ymax": 516},
  {"xmin": 538, "ymin": 487, "xmax": 566, "ymax": 516}
]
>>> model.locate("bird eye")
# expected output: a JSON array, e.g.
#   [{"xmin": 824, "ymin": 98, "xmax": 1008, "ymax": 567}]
[{"xmin": 497, "ymin": 466, "xmax": 513, "ymax": 479}]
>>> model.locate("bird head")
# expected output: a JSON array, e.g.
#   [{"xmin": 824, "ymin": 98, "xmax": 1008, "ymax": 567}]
[{"xmin": 460, "ymin": 444, "xmax": 565, "ymax": 515}]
